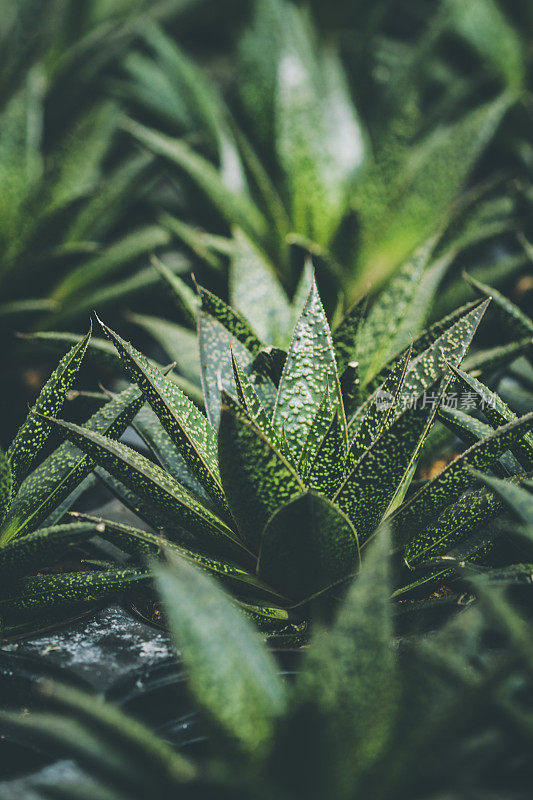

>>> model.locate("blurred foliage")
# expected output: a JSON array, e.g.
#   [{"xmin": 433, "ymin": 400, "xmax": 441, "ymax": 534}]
[
  {"xmin": 1, "ymin": 0, "xmax": 532, "ymax": 435},
  {"xmin": 115, "ymin": 0, "xmax": 531, "ymax": 313},
  {"xmin": 3, "ymin": 538, "xmax": 533, "ymax": 798}
]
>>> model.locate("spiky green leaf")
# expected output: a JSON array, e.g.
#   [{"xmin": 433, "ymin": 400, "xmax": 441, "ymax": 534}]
[
  {"xmin": 392, "ymin": 412, "xmax": 533, "ymax": 545},
  {"xmin": 128, "ymin": 312, "xmax": 200, "ymax": 385},
  {"xmin": 97, "ymin": 318, "xmax": 224, "ymax": 508},
  {"xmin": 42, "ymin": 416, "xmax": 243, "ymax": 561},
  {"xmin": 197, "ymin": 283, "xmax": 264, "ymax": 355},
  {"xmin": 275, "ymin": 32, "xmax": 365, "ymax": 246},
  {"xmin": 447, "ymin": 362, "xmax": 533, "ymax": 470},
  {"xmin": 405, "ymin": 486, "xmax": 504, "ymax": 566},
  {"xmin": 1, "ymin": 567, "xmax": 150, "ymax": 617},
  {"xmin": 198, "ymin": 310, "xmax": 276, "ymax": 426},
  {"xmin": 335, "ymin": 384, "xmax": 442, "ymax": 541},
  {"xmin": 332, "ymin": 296, "xmax": 367, "ymax": 377},
  {"xmin": 306, "ymin": 411, "xmax": 347, "ymax": 497},
  {"xmin": 348, "ymin": 346, "xmax": 411, "ymax": 464},
  {"xmin": 7, "ymin": 326, "xmax": 91, "ymax": 490},
  {"xmin": 0, "ymin": 448, "xmax": 11, "ymax": 524},
  {"xmin": 231, "ymin": 352, "xmax": 279, "ymax": 446},
  {"xmin": 298, "ymin": 389, "xmax": 334, "ymax": 478},
  {"xmin": 471, "ymin": 470, "xmax": 533, "ymax": 527},
  {"xmin": 463, "ymin": 338, "xmax": 533, "ymax": 379},
  {"xmin": 295, "ymin": 528, "xmax": 396, "ymax": 795},
  {"xmin": 465, "ymin": 273, "xmax": 533, "ymax": 338},
  {"xmin": 77, "ymin": 515, "xmax": 278, "ymax": 600},
  {"xmin": 356, "ymin": 236, "xmax": 438, "ymax": 381},
  {"xmin": 125, "ymin": 118, "xmax": 267, "ymax": 243},
  {"xmin": 133, "ymin": 407, "xmax": 210, "ymax": 504},
  {"xmin": 151, "ymin": 255, "xmax": 198, "ymax": 329},
  {"xmin": 0, "ymin": 522, "xmax": 101, "ymax": 582},
  {"xmin": 360, "ymin": 298, "xmax": 490, "ymax": 435},
  {"xmin": 273, "ymin": 278, "xmax": 345, "ymax": 457},
  {"xmin": 229, "ymin": 228, "xmax": 292, "ymax": 347},
  {"xmin": 438, "ymin": 406, "xmax": 518, "ymax": 477},
  {"xmin": 0, "ymin": 385, "xmax": 144, "ymax": 546}
]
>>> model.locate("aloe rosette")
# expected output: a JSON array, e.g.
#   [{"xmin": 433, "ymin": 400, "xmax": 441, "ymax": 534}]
[{"xmin": 21, "ymin": 253, "xmax": 532, "ymax": 641}]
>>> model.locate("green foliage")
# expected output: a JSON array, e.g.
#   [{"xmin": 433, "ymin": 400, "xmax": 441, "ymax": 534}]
[
  {"xmin": 31, "ymin": 273, "xmax": 533, "ymax": 639},
  {"xmin": 3, "ymin": 538, "xmax": 533, "ymax": 799}
]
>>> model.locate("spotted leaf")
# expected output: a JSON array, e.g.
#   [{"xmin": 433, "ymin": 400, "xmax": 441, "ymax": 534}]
[
  {"xmin": 77, "ymin": 516, "xmax": 279, "ymax": 600},
  {"xmin": 471, "ymin": 470, "xmax": 533, "ymax": 527},
  {"xmin": 155, "ymin": 550, "xmax": 286, "ymax": 756},
  {"xmin": 1, "ymin": 567, "xmax": 150, "ymax": 619},
  {"xmin": 273, "ymin": 278, "xmax": 345, "ymax": 458},
  {"xmin": 446, "ymin": 362, "xmax": 533, "ymax": 470},
  {"xmin": 42, "ymin": 416, "xmax": 244, "ymax": 561},
  {"xmin": 0, "ymin": 449, "xmax": 11, "ymax": 525},
  {"xmin": 198, "ymin": 311, "xmax": 276, "ymax": 426},
  {"xmin": 356, "ymin": 236, "xmax": 438, "ymax": 382},
  {"xmin": 332, "ymin": 295, "xmax": 367, "ymax": 377},
  {"xmin": 465, "ymin": 273, "xmax": 533, "ymax": 338},
  {"xmin": 0, "ymin": 522, "xmax": 101, "ymax": 582},
  {"xmin": 133, "ymin": 406, "xmax": 211, "ymax": 505},
  {"xmin": 335, "ymin": 383, "xmax": 442, "ymax": 542},
  {"xmin": 0, "ymin": 385, "xmax": 145, "ymax": 546},
  {"xmin": 359, "ymin": 298, "xmax": 490, "ymax": 433},
  {"xmin": 391, "ymin": 411, "xmax": 533, "ymax": 546},
  {"xmin": 347, "ymin": 346, "xmax": 411, "ymax": 466},
  {"xmin": 438, "ymin": 406, "xmax": 518, "ymax": 477},
  {"xmin": 298, "ymin": 389, "xmax": 334, "ymax": 478},
  {"xmin": 197, "ymin": 283, "xmax": 264, "ymax": 355},
  {"xmin": 97, "ymin": 318, "xmax": 224, "ymax": 508},
  {"xmin": 231, "ymin": 352, "xmax": 279, "ymax": 446},
  {"xmin": 405, "ymin": 485, "xmax": 505, "ymax": 566},
  {"xmin": 7, "ymin": 326, "xmax": 91, "ymax": 491},
  {"xmin": 306, "ymin": 410, "xmax": 347, "ymax": 497}
]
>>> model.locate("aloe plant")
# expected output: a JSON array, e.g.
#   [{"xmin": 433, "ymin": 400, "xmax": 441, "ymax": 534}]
[
  {"xmin": 2, "ymin": 539, "xmax": 533, "ymax": 800},
  {"xmin": 29, "ymin": 265, "xmax": 533, "ymax": 641}
]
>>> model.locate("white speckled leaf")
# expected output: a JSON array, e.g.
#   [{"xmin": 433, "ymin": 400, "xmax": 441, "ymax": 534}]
[
  {"xmin": 273, "ymin": 279, "xmax": 345, "ymax": 458},
  {"xmin": 98, "ymin": 318, "xmax": 223, "ymax": 508}
]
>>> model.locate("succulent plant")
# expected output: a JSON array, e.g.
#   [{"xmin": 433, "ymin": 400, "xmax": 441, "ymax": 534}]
[
  {"xmin": 2, "ymin": 539, "xmax": 533, "ymax": 800},
  {"xmin": 30, "ymin": 260, "xmax": 533, "ymax": 642}
]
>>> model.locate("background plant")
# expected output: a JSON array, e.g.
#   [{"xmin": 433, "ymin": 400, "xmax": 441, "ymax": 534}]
[
  {"xmin": 0, "ymin": 0, "xmax": 244, "ymax": 446},
  {"xmin": 117, "ymin": 0, "xmax": 529, "ymax": 319}
]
